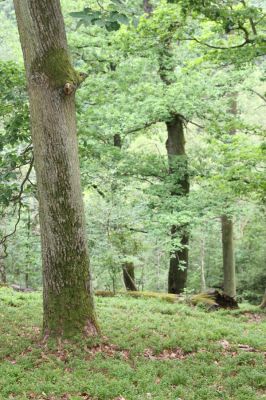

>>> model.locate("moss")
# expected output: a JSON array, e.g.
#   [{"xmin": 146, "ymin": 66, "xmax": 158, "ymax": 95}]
[
  {"xmin": 44, "ymin": 283, "xmax": 100, "ymax": 338},
  {"xmin": 95, "ymin": 290, "xmax": 180, "ymax": 303},
  {"xmin": 32, "ymin": 48, "xmax": 84, "ymax": 89}
]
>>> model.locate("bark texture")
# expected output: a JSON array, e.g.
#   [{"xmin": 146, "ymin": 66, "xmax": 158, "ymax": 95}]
[
  {"xmin": 221, "ymin": 96, "xmax": 237, "ymax": 298},
  {"xmin": 200, "ymin": 236, "xmax": 206, "ymax": 292},
  {"xmin": 221, "ymin": 215, "xmax": 236, "ymax": 297},
  {"xmin": 260, "ymin": 290, "xmax": 266, "ymax": 309},
  {"xmin": 113, "ymin": 134, "xmax": 138, "ymax": 291},
  {"xmin": 0, "ymin": 260, "xmax": 7, "ymax": 284},
  {"xmin": 166, "ymin": 115, "xmax": 190, "ymax": 294},
  {"xmin": 13, "ymin": 0, "xmax": 98, "ymax": 337},
  {"xmin": 122, "ymin": 262, "xmax": 138, "ymax": 291},
  {"xmin": 0, "ymin": 245, "xmax": 7, "ymax": 284},
  {"xmin": 143, "ymin": 0, "xmax": 153, "ymax": 15}
]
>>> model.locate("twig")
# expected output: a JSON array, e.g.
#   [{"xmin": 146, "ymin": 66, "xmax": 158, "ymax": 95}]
[
  {"xmin": 249, "ymin": 89, "xmax": 266, "ymax": 103},
  {"xmin": 0, "ymin": 157, "xmax": 34, "ymax": 245}
]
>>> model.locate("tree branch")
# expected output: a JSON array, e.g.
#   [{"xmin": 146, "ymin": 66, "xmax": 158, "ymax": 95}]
[
  {"xmin": 249, "ymin": 89, "xmax": 266, "ymax": 103},
  {"xmin": 0, "ymin": 157, "xmax": 34, "ymax": 245}
]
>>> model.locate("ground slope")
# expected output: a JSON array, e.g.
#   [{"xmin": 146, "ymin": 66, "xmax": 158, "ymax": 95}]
[{"xmin": 0, "ymin": 288, "xmax": 265, "ymax": 400}]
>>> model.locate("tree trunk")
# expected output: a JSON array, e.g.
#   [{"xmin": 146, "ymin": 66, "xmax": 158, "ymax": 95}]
[
  {"xmin": 122, "ymin": 262, "xmax": 138, "ymax": 291},
  {"xmin": 221, "ymin": 215, "xmax": 236, "ymax": 297},
  {"xmin": 0, "ymin": 245, "xmax": 7, "ymax": 284},
  {"xmin": 221, "ymin": 96, "xmax": 237, "ymax": 298},
  {"xmin": 0, "ymin": 260, "xmax": 7, "ymax": 284},
  {"xmin": 142, "ymin": 0, "xmax": 190, "ymax": 294},
  {"xmin": 113, "ymin": 134, "xmax": 122, "ymax": 149},
  {"xmin": 143, "ymin": 0, "xmax": 153, "ymax": 15},
  {"xmin": 166, "ymin": 115, "xmax": 190, "ymax": 294},
  {"xmin": 13, "ymin": 0, "xmax": 98, "ymax": 337},
  {"xmin": 200, "ymin": 236, "xmax": 206, "ymax": 292},
  {"xmin": 113, "ymin": 134, "xmax": 138, "ymax": 291},
  {"xmin": 260, "ymin": 290, "xmax": 266, "ymax": 309}
]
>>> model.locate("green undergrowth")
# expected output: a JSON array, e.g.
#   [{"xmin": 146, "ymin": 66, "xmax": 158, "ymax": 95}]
[{"xmin": 0, "ymin": 287, "xmax": 265, "ymax": 400}]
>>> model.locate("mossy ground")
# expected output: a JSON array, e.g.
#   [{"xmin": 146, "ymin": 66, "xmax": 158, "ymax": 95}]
[{"xmin": 0, "ymin": 287, "xmax": 265, "ymax": 400}]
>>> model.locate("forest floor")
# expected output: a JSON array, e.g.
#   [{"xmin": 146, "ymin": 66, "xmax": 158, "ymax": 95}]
[{"xmin": 0, "ymin": 288, "xmax": 265, "ymax": 400}]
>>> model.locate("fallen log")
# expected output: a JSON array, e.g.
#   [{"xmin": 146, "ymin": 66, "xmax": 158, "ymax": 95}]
[{"xmin": 191, "ymin": 289, "xmax": 238, "ymax": 309}]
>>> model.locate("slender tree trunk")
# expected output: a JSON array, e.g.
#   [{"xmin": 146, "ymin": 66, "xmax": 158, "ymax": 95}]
[
  {"xmin": 122, "ymin": 262, "xmax": 138, "ymax": 291},
  {"xmin": 166, "ymin": 115, "xmax": 190, "ymax": 294},
  {"xmin": 13, "ymin": 0, "xmax": 98, "ymax": 337},
  {"xmin": 113, "ymin": 134, "xmax": 122, "ymax": 149},
  {"xmin": 0, "ymin": 244, "xmax": 7, "ymax": 284},
  {"xmin": 0, "ymin": 259, "xmax": 7, "ymax": 284},
  {"xmin": 221, "ymin": 96, "xmax": 237, "ymax": 298},
  {"xmin": 260, "ymin": 289, "xmax": 266, "ymax": 309},
  {"xmin": 113, "ymin": 134, "xmax": 138, "ymax": 291},
  {"xmin": 25, "ymin": 273, "xmax": 29, "ymax": 289},
  {"xmin": 221, "ymin": 215, "xmax": 236, "ymax": 297},
  {"xmin": 143, "ymin": 0, "xmax": 153, "ymax": 14},
  {"xmin": 200, "ymin": 236, "xmax": 206, "ymax": 292}
]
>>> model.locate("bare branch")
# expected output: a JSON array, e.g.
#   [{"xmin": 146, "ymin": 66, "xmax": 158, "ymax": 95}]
[
  {"xmin": 0, "ymin": 157, "xmax": 34, "ymax": 245},
  {"xmin": 249, "ymin": 89, "xmax": 266, "ymax": 103}
]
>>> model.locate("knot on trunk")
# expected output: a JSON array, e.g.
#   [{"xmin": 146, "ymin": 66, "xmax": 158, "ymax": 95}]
[{"xmin": 64, "ymin": 82, "xmax": 76, "ymax": 95}]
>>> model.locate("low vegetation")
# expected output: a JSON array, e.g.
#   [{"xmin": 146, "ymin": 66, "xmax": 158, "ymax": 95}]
[{"xmin": 0, "ymin": 287, "xmax": 265, "ymax": 400}]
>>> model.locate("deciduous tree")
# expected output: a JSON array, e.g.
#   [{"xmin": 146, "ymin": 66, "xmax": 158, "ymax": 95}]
[{"xmin": 13, "ymin": 0, "xmax": 99, "ymax": 337}]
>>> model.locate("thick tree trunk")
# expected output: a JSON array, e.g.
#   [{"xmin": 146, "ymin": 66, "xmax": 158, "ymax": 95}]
[
  {"xmin": 122, "ymin": 262, "xmax": 138, "ymax": 291},
  {"xmin": 166, "ymin": 115, "xmax": 190, "ymax": 294},
  {"xmin": 13, "ymin": 0, "xmax": 98, "ymax": 337},
  {"xmin": 221, "ymin": 215, "xmax": 236, "ymax": 297},
  {"xmin": 143, "ymin": 0, "xmax": 190, "ymax": 294}
]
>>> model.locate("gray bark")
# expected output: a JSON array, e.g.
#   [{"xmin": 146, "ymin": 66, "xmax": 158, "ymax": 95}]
[{"xmin": 13, "ymin": 0, "xmax": 98, "ymax": 337}]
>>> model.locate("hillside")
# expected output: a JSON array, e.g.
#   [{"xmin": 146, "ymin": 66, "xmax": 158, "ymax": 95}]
[{"xmin": 0, "ymin": 288, "xmax": 265, "ymax": 400}]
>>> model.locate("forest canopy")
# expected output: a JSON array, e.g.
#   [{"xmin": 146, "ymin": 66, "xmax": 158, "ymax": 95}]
[{"xmin": 0, "ymin": 0, "xmax": 265, "ymax": 305}]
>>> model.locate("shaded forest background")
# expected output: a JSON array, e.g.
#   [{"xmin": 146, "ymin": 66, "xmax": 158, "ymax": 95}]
[{"xmin": 0, "ymin": 0, "xmax": 265, "ymax": 304}]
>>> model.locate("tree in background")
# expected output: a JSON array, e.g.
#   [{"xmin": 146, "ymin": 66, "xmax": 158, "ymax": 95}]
[{"xmin": 13, "ymin": 0, "xmax": 98, "ymax": 337}]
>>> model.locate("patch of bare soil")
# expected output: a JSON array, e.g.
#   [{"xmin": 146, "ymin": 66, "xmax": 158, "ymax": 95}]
[
  {"xmin": 219, "ymin": 339, "xmax": 266, "ymax": 357},
  {"xmin": 84, "ymin": 343, "xmax": 130, "ymax": 360},
  {"xmin": 143, "ymin": 347, "xmax": 186, "ymax": 360},
  {"xmin": 243, "ymin": 312, "xmax": 265, "ymax": 323}
]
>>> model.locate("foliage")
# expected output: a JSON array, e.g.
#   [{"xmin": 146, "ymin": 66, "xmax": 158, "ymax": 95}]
[{"xmin": 0, "ymin": 0, "xmax": 265, "ymax": 303}]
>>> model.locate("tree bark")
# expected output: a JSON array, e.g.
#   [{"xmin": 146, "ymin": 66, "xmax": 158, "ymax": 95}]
[
  {"xmin": 143, "ymin": 0, "xmax": 153, "ymax": 15},
  {"xmin": 113, "ymin": 133, "xmax": 122, "ymax": 149},
  {"xmin": 142, "ymin": 0, "xmax": 190, "ymax": 294},
  {"xmin": 122, "ymin": 262, "xmax": 138, "ymax": 291},
  {"xmin": 0, "ymin": 260, "xmax": 7, "ymax": 284},
  {"xmin": 200, "ymin": 235, "xmax": 206, "ymax": 292},
  {"xmin": 13, "ymin": 0, "xmax": 98, "ymax": 337},
  {"xmin": 113, "ymin": 134, "xmax": 138, "ymax": 291},
  {"xmin": 166, "ymin": 115, "xmax": 190, "ymax": 294},
  {"xmin": 221, "ymin": 96, "xmax": 237, "ymax": 298},
  {"xmin": 221, "ymin": 215, "xmax": 236, "ymax": 297},
  {"xmin": 0, "ymin": 245, "xmax": 7, "ymax": 284},
  {"xmin": 260, "ymin": 289, "xmax": 266, "ymax": 309}
]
